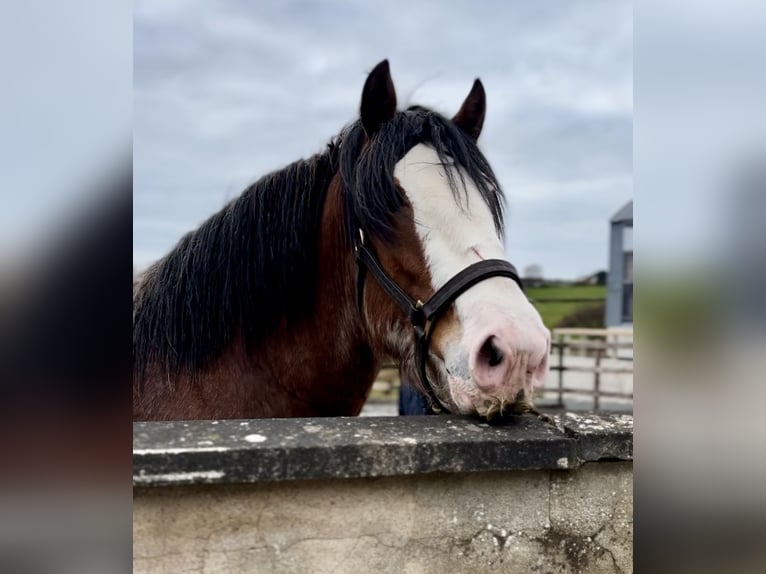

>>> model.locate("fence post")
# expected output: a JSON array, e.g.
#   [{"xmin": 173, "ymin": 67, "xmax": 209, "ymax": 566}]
[
  {"xmin": 557, "ymin": 333, "xmax": 565, "ymax": 408},
  {"xmin": 594, "ymin": 345, "xmax": 603, "ymax": 411}
]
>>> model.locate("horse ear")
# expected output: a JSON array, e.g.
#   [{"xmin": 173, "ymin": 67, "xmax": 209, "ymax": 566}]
[
  {"xmin": 360, "ymin": 59, "xmax": 397, "ymax": 137},
  {"xmin": 452, "ymin": 79, "xmax": 486, "ymax": 141}
]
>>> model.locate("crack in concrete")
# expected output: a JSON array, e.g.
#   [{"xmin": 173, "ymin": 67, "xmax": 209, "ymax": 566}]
[
  {"xmin": 592, "ymin": 521, "xmax": 626, "ymax": 574},
  {"xmin": 530, "ymin": 408, "xmax": 566, "ymax": 434},
  {"xmin": 590, "ymin": 485, "xmax": 629, "ymax": 574},
  {"xmin": 136, "ymin": 459, "xmax": 632, "ymax": 572},
  {"xmin": 547, "ymin": 470, "xmax": 553, "ymax": 530},
  {"xmin": 587, "ymin": 533, "xmax": 623, "ymax": 574}
]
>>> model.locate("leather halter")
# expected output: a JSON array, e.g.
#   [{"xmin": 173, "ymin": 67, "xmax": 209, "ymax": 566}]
[{"xmin": 354, "ymin": 229, "xmax": 524, "ymax": 413}]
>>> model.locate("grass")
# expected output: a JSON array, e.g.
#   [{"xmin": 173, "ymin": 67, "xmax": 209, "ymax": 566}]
[
  {"xmin": 525, "ymin": 285, "xmax": 607, "ymax": 329},
  {"xmin": 526, "ymin": 285, "xmax": 606, "ymax": 301}
]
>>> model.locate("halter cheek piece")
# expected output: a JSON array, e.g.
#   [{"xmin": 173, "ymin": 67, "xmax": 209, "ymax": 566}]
[{"xmin": 354, "ymin": 229, "xmax": 524, "ymax": 413}]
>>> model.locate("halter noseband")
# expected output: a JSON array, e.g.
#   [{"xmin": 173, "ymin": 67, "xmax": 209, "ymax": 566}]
[{"xmin": 354, "ymin": 228, "xmax": 524, "ymax": 413}]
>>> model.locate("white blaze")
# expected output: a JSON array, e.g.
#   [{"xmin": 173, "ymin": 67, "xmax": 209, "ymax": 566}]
[{"xmin": 393, "ymin": 144, "xmax": 549, "ymax": 411}]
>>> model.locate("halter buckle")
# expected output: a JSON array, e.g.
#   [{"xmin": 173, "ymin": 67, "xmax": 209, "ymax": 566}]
[{"xmin": 410, "ymin": 302, "xmax": 426, "ymax": 327}]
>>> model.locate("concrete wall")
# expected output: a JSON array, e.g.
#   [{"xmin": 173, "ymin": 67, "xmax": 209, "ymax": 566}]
[
  {"xmin": 134, "ymin": 462, "xmax": 632, "ymax": 574},
  {"xmin": 134, "ymin": 413, "xmax": 633, "ymax": 573}
]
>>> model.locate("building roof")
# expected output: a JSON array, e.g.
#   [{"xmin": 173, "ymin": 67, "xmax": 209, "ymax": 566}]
[{"xmin": 610, "ymin": 200, "xmax": 633, "ymax": 224}]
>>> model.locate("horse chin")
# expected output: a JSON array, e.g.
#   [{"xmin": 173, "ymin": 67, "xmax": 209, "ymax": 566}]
[
  {"xmin": 446, "ymin": 374, "xmax": 533, "ymax": 419},
  {"xmin": 474, "ymin": 392, "xmax": 534, "ymax": 420},
  {"xmin": 445, "ymin": 373, "xmax": 487, "ymax": 415}
]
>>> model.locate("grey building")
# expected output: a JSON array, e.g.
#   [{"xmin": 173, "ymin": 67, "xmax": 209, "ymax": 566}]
[
  {"xmin": 726, "ymin": 161, "xmax": 766, "ymax": 331},
  {"xmin": 606, "ymin": 201, "xmax": 633, "ymax": 327}
]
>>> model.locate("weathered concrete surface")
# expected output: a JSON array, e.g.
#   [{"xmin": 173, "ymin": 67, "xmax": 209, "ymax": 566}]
[
  {"xmin": 133, "ymin": 414, "xmax": 632, "ymax": 486},
  {"xmin": 134, "ymin": 414, "xmax": 633, "ymax": 572},
  {"xmin": 550, "ymin": 463, "xmax": 633, "ymax": 573},
  {"xmin": 548, "ymin": 412, "xmax": 633, "ymax": 462},
  {"xmin": 134, "ymin": 462, "xmax": 632, "ymax": 574}
]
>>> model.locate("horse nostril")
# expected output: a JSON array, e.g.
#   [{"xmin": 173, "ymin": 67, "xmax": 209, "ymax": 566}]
[{"xmin": 480, "ymin": 336, "xmax": 504, "ymax": 368}]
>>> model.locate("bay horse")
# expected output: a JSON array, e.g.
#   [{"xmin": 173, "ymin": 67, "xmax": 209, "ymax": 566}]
[{"xmin": 133, "ymin": 60, "xmax": 550, "ymax": 421}]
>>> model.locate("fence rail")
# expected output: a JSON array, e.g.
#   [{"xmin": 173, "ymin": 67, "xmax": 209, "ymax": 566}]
[{"xmin": 546, "ymin": 328, "xmax": 633, "ymax": 410}]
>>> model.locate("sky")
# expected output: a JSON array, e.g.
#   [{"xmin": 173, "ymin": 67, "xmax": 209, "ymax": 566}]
[{"xmin": 133, "ymin": 0, "xmax": 633, "ymax": 280}]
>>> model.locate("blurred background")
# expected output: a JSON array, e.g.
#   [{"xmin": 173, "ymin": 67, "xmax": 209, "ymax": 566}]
[
  {"xmin": 636, "ymin": 3, "xmax": 766, "ymax": 572},
  {"xmin": 0, "ymin": 1, "xmax": 131, "ymax": 573}
]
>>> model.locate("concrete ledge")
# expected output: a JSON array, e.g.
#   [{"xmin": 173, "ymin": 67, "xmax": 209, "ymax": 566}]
[{"xmin": 133, "ymin": 413, "xmax": 632, "ymax": 486}]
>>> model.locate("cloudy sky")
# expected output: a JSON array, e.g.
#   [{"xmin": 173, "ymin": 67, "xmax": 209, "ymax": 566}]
[{"xmin": 134, "ymin": 0, "xmax": 633, "ymax": 279}]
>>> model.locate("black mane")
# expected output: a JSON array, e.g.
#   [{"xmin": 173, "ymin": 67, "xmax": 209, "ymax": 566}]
[{"xmin": 133, "ymin": 107, "xmax": 505, "ymax": 382}]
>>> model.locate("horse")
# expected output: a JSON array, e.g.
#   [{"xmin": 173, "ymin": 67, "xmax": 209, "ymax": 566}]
[{"xmin": 133, "ymin": 60, "xmax": 550, "ymax": 421}]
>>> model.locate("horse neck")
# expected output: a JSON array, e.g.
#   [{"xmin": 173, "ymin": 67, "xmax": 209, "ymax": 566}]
[
  {"xmin": 239, "ymin": 176, "xmax": 378, "ymax": 415},
  {"xmin": 303, "ymin": 175, "xmax": 372, "ymax": 356}
]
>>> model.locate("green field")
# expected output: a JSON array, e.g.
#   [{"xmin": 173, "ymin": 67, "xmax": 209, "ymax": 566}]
[
  {"xmin": 526, "ymin": 285, "xmax": 606, "ymax": 329},
  {"xmin": 526, "ymin": 285, "xmax": 606, "ymax": 301}
]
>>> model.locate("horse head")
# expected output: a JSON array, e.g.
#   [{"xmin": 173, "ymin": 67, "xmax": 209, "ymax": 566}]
[{"xmin": 349, "ymin": 61, "xmax": 550, "ymax": 417}]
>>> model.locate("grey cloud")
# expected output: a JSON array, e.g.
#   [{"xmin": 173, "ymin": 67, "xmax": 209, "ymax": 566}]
[{"xmin": 499, "ymin": 106, "xmax": 633, "ymax": 183}]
